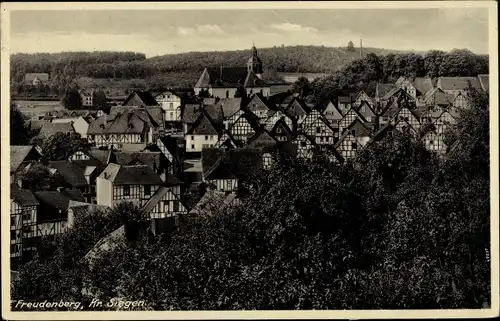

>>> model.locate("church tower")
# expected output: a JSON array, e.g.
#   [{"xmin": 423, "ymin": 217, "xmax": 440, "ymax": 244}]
[{"xmin": 246, "ymin": 44, "xmax": 263, "ymax": 79}]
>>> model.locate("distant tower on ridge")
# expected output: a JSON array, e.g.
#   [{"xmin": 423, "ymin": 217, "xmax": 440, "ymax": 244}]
[{"xmin": 247, "ymin": 43, "xmax": 263, "ymax": 79}]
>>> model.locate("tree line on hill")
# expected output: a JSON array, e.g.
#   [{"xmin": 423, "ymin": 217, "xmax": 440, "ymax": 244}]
[
  {"xmin": 303, "ymin": 49, "xmax": 488, "ymax": 100},
  {"xmin": 10, "ymin": 47, "xmax": 488, "ymax": 99},
  {"xmin": 12, "ymin": 88, "xmax": 490, "ymax": 309}
]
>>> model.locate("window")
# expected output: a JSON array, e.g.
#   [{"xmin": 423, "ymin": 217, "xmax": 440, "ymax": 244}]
[
  {"xmin": 144, "ymin": 185, "xmax": 151, "ymax": 196},
  {"xmin": 276, "ymin": 128, "xmax": 282, "ymax": 133},
  {"xmin": 429, "ymin": 140, "xmax": 434, "ymax": 145},
  {"xmin": 227, "ymin": 180, "xmax": 232, "ymax": 190},
  {"xmin": 352, "ymin": 130, "xmax": 356, "ymax": 136},
  {"xmin": 300, "ymin": 142, "xmax": 307, "ymax": 147},
  {"xmin": 205, "ymin": 136, "xmax": 208, "ymax": 140},
  {"xmin": 173, "ymin": 201, "xmax": 179, "ymax": 212},
  {"xmin": 361, "ymin": 106, "xmax": 366, "ymax": 112},
  {"xmin": 11, "ymin": 216, "xmax": 15, "ymax": 226},
  {"xmin": 170, "ymin": 103, "xmax": 174, "ymax": 109},
  {"xmin": 123, "ymin": 186, "xmax": 130, "ymax": 196},
  {"xmin": 22, "ymin": 213, "xmax": 31, "ymax": 221},
  {"xmin": 170, "ymin": 112, "xmax": 174, "ymax": 119},
  {"xmin": 316, "ymin": 127, "xmax": 321, "ymax": 134},
  {"xmin": 226, "ymin": 91, "xmax": 229, "ymax": 98},
  {"xmin": 11, "ymin": 230, "xmax": 16, "ymax": 240},
  {"xmin": 351, "ymin": 142, "xmax": 358, "ymax": 150},
  {"xmin": 191, "ymin": 144, "xmax": 195, "ymax": 150}
]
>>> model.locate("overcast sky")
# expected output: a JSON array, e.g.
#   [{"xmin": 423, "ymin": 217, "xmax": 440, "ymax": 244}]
[{"xmin": 9, "ymin": 8, "xmax": 489, "ymax": 57}]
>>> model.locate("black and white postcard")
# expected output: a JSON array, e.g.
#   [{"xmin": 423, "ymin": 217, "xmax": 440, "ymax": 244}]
[{"xmin": 1, "ymin": 1, "xmax": 498, "ymax": 319}]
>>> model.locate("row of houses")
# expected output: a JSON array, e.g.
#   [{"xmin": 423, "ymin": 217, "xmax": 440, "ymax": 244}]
[{"xmin": 11, "ymin": 68, "xmax": 488, "ymax": 269}]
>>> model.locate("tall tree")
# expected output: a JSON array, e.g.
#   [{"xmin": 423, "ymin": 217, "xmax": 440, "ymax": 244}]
[{"xmin": 347, "ymin": 41, "xmax": 355, "ymax": 52}]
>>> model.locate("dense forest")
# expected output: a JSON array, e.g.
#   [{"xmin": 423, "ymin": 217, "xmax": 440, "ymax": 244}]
[{"xmin": 12, "ymin": 87, "xmax": 490, "ymax": 309}]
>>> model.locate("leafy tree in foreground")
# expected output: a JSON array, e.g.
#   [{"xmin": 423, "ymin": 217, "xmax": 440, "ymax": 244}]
[{"xmin": 31, "ymin": 132, "xmax": 92, "ymax": 162}]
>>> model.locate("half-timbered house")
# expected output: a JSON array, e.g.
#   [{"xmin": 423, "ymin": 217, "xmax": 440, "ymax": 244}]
[
  {"xmin": 291, "ymin": 133, "xmax": 316, "ymax": 160},
  {"xmin": 321, "ymin": 100, "xmax": 344, "ymax": 126},
  {"xmin": 10, "ymin": 186, "xmax": 39, "ymax": 267},
  {"xmin": 245, "ymin": 93, "xmax": 276, "ymax": 122},
  {"xmin": 228, "ymin": 111, "xmax": 261, "ymax": 145},
  {"xmin": 96, "ymin": 164, "xmax": 165, "ymax": 207}
]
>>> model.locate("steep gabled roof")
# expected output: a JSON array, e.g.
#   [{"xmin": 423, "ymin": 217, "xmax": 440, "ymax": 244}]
[
  {"xmin": 34, "ymin": 189, "xmax": 85, "ymax": 211},
  {"xmin": 48, "ymin": 161, "xmax": 88, "ymax": 188},
  {"xmin": 216, "ymin": 98, "xmax": 243, "ymax": 119},
  {"xmin": 10, "ymin": 145, "xmax": 42, "ymax": 173},
  {"xmin": 215, "ymin": 130, "xmax": 241, "ymax": 148},
  {"xmin": 247, "ymin": 130, "xmax": 278, "ymax": 149},
  {"xmin": 244, "ymin": 71, "xmax": 268, "ymax": 87},
  {"xmin": 437, "ymin": 77, "xmax": 482, "ymax": 91},
  {"xmin": 286, "ymin": 97, "xmax": 311, "ymax": 117},
  {"xmin": 196, "ymin": 67, "xmax": 249, "ymax": 88},
  {"xmin": 98, "ymin": 164, "xmax": 163, "ymax": 185},
  {"xmin": 346, "ymin": 119, "xmax": 372, "ymax": 137},
  {"xmin": 141, "ymin": 186, "xmax": 185, "ymax": 215},
  {"xmin": 109, "ymin": 151, "xmax": 162, "ymax": 169},
  {"xmin": 246, "ymin": 93, "xmax": 276, "ymax": 113},
  {"xmin": 25, "ymin": 73, "xmax": 49, "ymax": 82},
  {"xmin": 10, "ymin": 185, "xmax": 39, "ymax": 207},
  {"xmin": 477, "ymin": 74, "xmax": 489, "ymax": 92},
  {"xmin": 413, "ymin": 77, "xmax": 434, "ymax": 95},
  {"xmin": 187, "ymin": 112, "xmax": 221, "ymax": 135},
  {"xmin": 122, "ymin": 91, "xmax": 159, "ymax": 106},
  {"xmin": 376, "ymin": 83, "xmax": 397, "ymax": 99},
  {"xmin": 182, "ymin": 103, "xmax": 203, "ymax": 124},
  {"xmin": 39, "ymin": 122, "xmax": 76, "ymax": 137}
]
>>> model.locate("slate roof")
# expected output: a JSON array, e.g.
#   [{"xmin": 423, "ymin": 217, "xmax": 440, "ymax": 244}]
[
  {"xmin": 201, "ymin": 148, "xmax": 264, "ymax": 181},
  {"xmin": 109, "ymin": 151, "xmax": 161, "ymax": 169},
  {"xmin": 246, "ymin": 93, "xmax": 276, "ymax": 112},
  {"xmin": 84, "ymin": 225, "xmax": 126, "ymax": 265},
  {"xmin": 286, "ymin": 98, "xmax": 311, "ymax": 117},
  {"xmin": 195, "ymin": 67, "xmax": 249, "ymax": 88},
  {"xmin": 247, "ymin": 130, "xmax": 278, "ymax": 149},
  {"xmin": 25, "ymin": 73, "xmax": 49, "ymax": 82},
  {"xmin": 98, "ymin": 164, "xmax": 163, "ymax": 185},
  {"xmin": 48, "ymin": 161, "xmax": 88, "ymax": 188},
  {"xmin": 346, "ymin": 119, "xmax": 372, "ymax": 137},
  {"xmin": 437, "ymin": 77, "xmax": 482, "ymax": 91},
  {"xmin": 89, "ymin": 148, "xmax": 112, "ymax": 164},
  {"xmin": 413, "ymin": 77, "xmax": 434, "ymax": 95},
  {"xmin": 122, "ymin": 91, "xmax": 159, "ymax": 106},
  {"xmin": 186, "ymin": 112, "xmax": 221, "ymax": 135},
  {"xmin": 10, "ymin": 185, "xmax": 39, "ymax": 206},
  {"xmin": 39, "ymin": 122, "xmax": 76, "ymax": 137},
  {"xmin": 376, "ymin": 83, "xmax": 397, "ymax": 99},
  {"xmin": 424, "ymin": 87, "xmax": 452, "ymax": 106},
  {"xmin": 182, "ymin": 103, "xmax": 204, "ymax": 124},
  {"xmin": 244, "ymin": 71, "xmax": 268, "ymax": 87},
  {"xmin": 216, "ymin": 98, "xmax": 243, "ymax": 118},
  {"xmin": 29, "ymin": 120, "xmax": 50, "ymax": 131},
  {"xmin": 10, "ymin": 145, "xmax": 41, "ymax": 173},
  {"xmin": 188, "ymin": 190, "xmax": 236, "ymax": 215},
  {"xmin": 87, "ymin": 111, "xmax": 147, "ymax": 135},
  {"xmin": 478, "ymin": 74, "xmax": 489, "ymax": 92},
  {"xmin": 338, "ymin": 96, "xmax": 354, "ymax": 103},
  {"xmin": 34, "ymin": 189, "xmax": 85, "ymax": 211}
]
